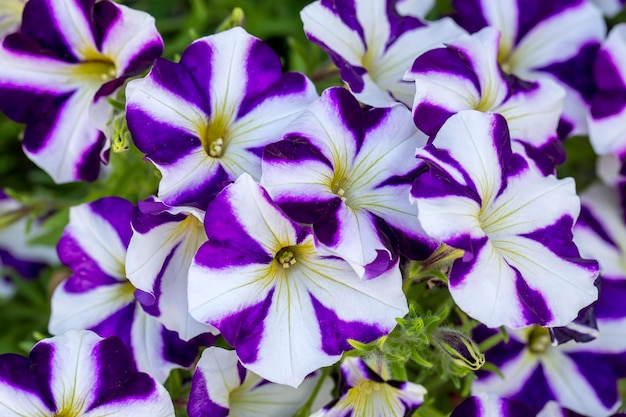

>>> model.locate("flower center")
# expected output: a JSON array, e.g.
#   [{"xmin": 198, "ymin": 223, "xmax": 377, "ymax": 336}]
[
  {"xmin": 527, "ymin": 326, "xmax": 551, "ymax": 354},
  {"xmin": 199, "ymin": 114, "xmax": 229, "ymax": 158},
  {"xmin": 72, "ymin": 53, "xmax": 117, "ymax": 85},
  {"xmin": 276, "ymin": 247, "xmax": 297, "ymax": 269}
]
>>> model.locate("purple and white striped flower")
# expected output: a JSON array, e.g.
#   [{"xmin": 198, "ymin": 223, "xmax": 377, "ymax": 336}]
[
  {"xmin": 452, "ymin": 0, "xmax": 606, "ymax": 137},
  {"xmin": 411, "ymin": 110, "xmax": 598, "ymax": 328},
  {"xmin": 472, "ymin": 279, "xmax": 626, "ymax": 417},
  {"xmin": 404, "ymin": 26, "xmax": 565, "ymax": 174},
  {"xmin": 0, "ymin": 329, "xmax": 174, "ymax": 416},
  {"xmin": 126, "ymin": 199, "xmax": 217, "ymax": 341},
  {"xmin": 126, "ymin": 27, "xmax": 317, "ymax": 210},
  {"xmin": 310, "ymin": 357, "xmax": 426, "ymax": 417},
  {"xmin": 188, "ymin": 347, "xmax": 333, "ymax": 417},
  {"xmin": 261, "ymin": 87, "xmax": 435, "ymax": 279},
  {"xmin": 0, "ymin": 0, "xmax": 25, "ymax": 39},
  {"xmin": 589, "ymin": 24, "xmax": 626, "ymax": 162},
  {"xmin": 188, "ymin": 173, "xmax": 408, "ymax": 387},
  {"xmin": 0, "ymin": 0, "xmax": 163, "ymax": 183},
  {"xmin": 49, "ymin": 197, "xmax": 203, "ymax": 383},
  {"xmin": 301, "ymin": 0, "xmax": 464, "ymax": 107},
  {"xmin": 451, "ymin": 393, "xmax": 536, "ymax": 417}
]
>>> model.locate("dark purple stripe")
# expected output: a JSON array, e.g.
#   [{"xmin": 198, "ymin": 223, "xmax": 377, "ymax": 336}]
[
  {"xmin": 310, "ymin": 293, "xmax": 385, "ymax": 356},
  {"xmin": 88, "ymin": 197, "xmax": 134, "ymax": 248},
  {"xmin": 452, "ymin": 0, "xmax": 489, "ymax": 34},
  {"xmin": 20, "ymin": 0, "xmax": 82, "ymax": 62},
  {"xmin": 516, "ymin": 139, "xmax": 565, "ymax": 175},
  {"xmin": 490, "ymin": 113, "xmax": 515, "ymax": 195},
  {"xmin": 577, "ymin": 205, "xmax": 617, "ymax": 248},
  {"xmin": 325, "ymin": 87, "xmax": 366, "ymax": 152},
  {"xmin": 92, "ymin": 0, "xmax": 120, "ymax": 51},
  {"xmin": 410, "ymin": 47, "xmax": 482, "ymax": 96},
  {"xmin": 537, "ymin": 43, "xmax": 600, "ymax": 103},
  {"xmin": 90, "ymin": 302, "xmax": 136, "ymax": 351},
  {"xmin": 521, "ymin": 216, "xmax": 581, "ymax": 260},
  {"xmin": 450, "ymin": 396, "xmax": 481, "ymax": 417},
  {"xmin": 161, "ymin": 326, "xmax": 200, "ymax": 367},
  {"xmin": 162, "ymin": 164, "xmax": 232, "ymax": 211},
  {"xmin": 238, "ymin": 71, "xmax": 312, "ymax": 119},
  {"xmin": 127, "ymin": 109, "xmax": 201, "ymax": 164},
  {"xmin": 510, "ymin": 363, "xmax": 555, "ymax": 411},
  {"xmin": 0, "ymin": 249, "xmax": 48, "ymax": 279},
  {"xmin": 595, "ymin": 278, "xmax": 626, "ymax": 319},
  {"xmin": 591, "ymin": 47, "xmax": 626, "ymax": 119},
  {"xmin": 188, "ymin": 370, "xmax": 229, "ymax": 417},
  {"xmin": 411, "ymin": 166, "xmax": 480, "ymax": 203},
  {"xmin": 57, "ymin": 235, "xmax": 120, "ymax": 292},
  {"xmin": 386, "ymin": 3, "xmax": 425, "ymax": 49},
  {"xmin": 263, "ymin": 136, "xmax": 333, "ymax": 168},
  {"xmin": 0, "ymin": 345, "xmax": 55, "ymax": 412},
  {"xmin": 311, "ymin": 198, "xmax": 343, "ymax": 246},
  {"xmin": 76, "ymin": 131, "xmax": 105, "ymax": 182},
  {"xmin": 214, "ymin": 289, "xmax": 274, "ymax": 364},
  {"xmin": 513, "ymin": 266, "xmax": 553, "ymax": 325},
  {"xmin": 413, "ymin": 102, "xmax": 455, "ymax": 137},
  {"xmin": 236, "ymin": 37, "xmax": 282, "ymax": 118},
  {"xmin": 565, "ymin": 351, "xmax": 619, "ymax": 409},
  {"xmin": 319, "ymin": 0, "xmax": 364, "ymax": 42},
  {"xmin": 514, "ymin": 0, "xmax": 584, "ymax": 44},
  {"xmin": 448, "ymin": 236, "xmax": 488, "ymax": 287},
  {"xmin": 473, "ymin": 325, "xmax": 526, "ymax": 371},
  {"xmin": 131, "ymin": 204, "xmax": 187, "ymax": 235},
  {"xmin": 194, "ymin": 190, "xmax": 273, "ymax": 270},
  {"xmin": 502, "ymin": 397, "xmax": 538, "ymax": 417},
  {"xmin": 178, "ymin": 40, "xmax": 215, "ymax": 114},
  {"xmin": 88, "ymin": 336, "xmax": 157, "ymax": 410}
]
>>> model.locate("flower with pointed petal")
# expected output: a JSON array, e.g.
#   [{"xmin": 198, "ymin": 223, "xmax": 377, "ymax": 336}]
[
  {"xmin": 451, "ymin": 393, "xmax": 536, "ymax": 417},
  {"xmin": 126, "ymin": 199, "xmax": 217, "ymax": 341},
  {"xmin": 126, "ymin": 26, "xmax": 317, "ymax": 210},
  {"xmin": 301, "ymin": 0, "xmax": 464, "ymax": 107},
  {"xmin": 49, "ymin": 197, "xmax": 204, "ymax": 383},
  {"xmin": 405, "ymin": 26, "xmax": 565, "ymax": 174},
  {"xmin": 261, "ymin": 87, "xmax": 435, "ymax": 279},
  {"xmin": 188, "ymin": 173, "xmax": 408, "ymax": 387},
  {"xmin": 188, "ymin": 347, "xmax": 333, "ymax": 417},
  {"xmin": 310, "ymin": 357, "xmax": 426, "ymax": 417},
  {"xmin": 0, "ymin": 329, "xmax": 174, "ymax": 416},
  {"xmin": 452, "ymin": 0, "xmax": 606, "ymax": 137},
  {"xmin": 0, "ymin": 0, "xmax": 163, "ymax": 182},
  {"xmin": 411, "ymin": 110, "xmax": 598, "ymax": 328},
  {"xmin": 0, "ymin": 0, "xmax": 25, "ymax": 39}
]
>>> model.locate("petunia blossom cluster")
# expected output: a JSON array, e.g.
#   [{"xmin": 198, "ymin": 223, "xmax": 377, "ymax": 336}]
[{"xmin": 2, "ymin": 0, "xmax": 626, "ymax": 415}]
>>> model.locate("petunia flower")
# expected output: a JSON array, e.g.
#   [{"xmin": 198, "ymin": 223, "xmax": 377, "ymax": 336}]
[
  {"xmin": 0, "ymin": 0, "xmax": 163, "ymax": 183},
  {"xmin": 188, "ymin": 347, "xmax": 333, "ymax": 417},
  {"xmin": 301, "ymin": 0, "xmax": 464, "ymax": 107},
  {"xmin": 410, "ymin": 110, "xmax": 598, "ymax": 328},
  {"xmin": 0, "ymin": 0, "xmax": 25, "ymax": 39},
  {"xmin": 0, "ymin": 329, "xmax": 174, "ymax": 416},
  {"xmin": 187, "ymin": 173, "xmax": 408, "ymax": 387},
  {"xmin": 588, "ymin": 24, "xmax": 626, "ymax": 163},
  {"xmin": 126, "ymin": 199, "xmax": 217, "ymax": 341},
  {"xmin": 49, "ymin": 197, "xmax": 204, "ymax": 383},
  {"xmin": 310, "ymin": 356, "xmax": 426, "ymax": 417},
  {"xmin": 451, "ymin": 393, "xmax": 536, "ymax": 417},
  {"xmin": 125, "ymin": 26, "xmax": 317, "ymax": 211},
  {"xmin": 0, "ymin": 190, "xmax": 58, "ymax": 279},
  {"xmin": 452, "ymin": 0, "xmax": 606, "ymax": 137},
  {"xmin": 261, "ymin": 87, "xmax": 435, "ymax": 279},
  {"xmin": 404, "ymin": 26, "xmax": 565, "ymax": 174}
]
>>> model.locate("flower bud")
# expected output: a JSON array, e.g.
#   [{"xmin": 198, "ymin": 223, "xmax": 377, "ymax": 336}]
[{"xmin": 432, "ymin": 328, "xmax": 485, "ymax": 371}]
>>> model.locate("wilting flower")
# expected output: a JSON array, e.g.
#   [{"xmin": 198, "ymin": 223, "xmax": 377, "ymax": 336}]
[
  {"xmin": 188, "ymin": 347, "xmax": 333, "ymax": 417},
  {"xmin": 0, "ymin": 0, "xmax": 26, "ymax": 39},
  {"xmin": 311, "ymin": 356, "xmax": 426, "ymax": 417},
  {"xmin": 126, "ymin": 26, "xmax": 317, "ymax": 210},
  {"xmin": 589, "ymin": 24, "xmax": 626, "ymax": 162},
  {"xmin": 188, "ymin": 174, "xmax": 408, "ymax": 387},
  {"xmin": 451, "ymin": 393, "xmax": 536, "ymax": 417},
  {"xmin": 301, "ymin": 0, "xmax": 464, "ymax": 107},
  {"xmin": 411, "ymin": 110, "xmax": 598, "ymax": 328},
  {"xmin": 404, "ymin": 26, "xmax": 565, "ymax": 174},
  {"xmin": 452, "ymin": 0, "xmax": 606, "ymax": 137},
  {"xmin": 49, "ymin": 197, "xmax": 203, "ymax": 383},
  {"xmin": 261, "ymin": 87, "xmax": 435, "ymax": 278},
  {"xmin": 0, "ymin": 329, "xmax": 174, "ymax": 416},
  {"xmin": 0, "ymin": 0, "xmax": 163, "ymax": 182},
  {"xmin": 126, "ymin": 199, "xmax": 216, "ymax": 341}
]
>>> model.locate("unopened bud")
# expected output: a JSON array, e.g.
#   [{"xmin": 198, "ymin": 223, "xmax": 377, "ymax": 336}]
[{"xmin": 432, "ymin": 328, "xmax": 485, "ymax": 371}]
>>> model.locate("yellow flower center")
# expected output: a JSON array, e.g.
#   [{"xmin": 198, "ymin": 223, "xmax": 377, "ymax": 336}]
[{"xmin": 198, "ymin": 114, "xmax": 230, "ymax": 158}]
